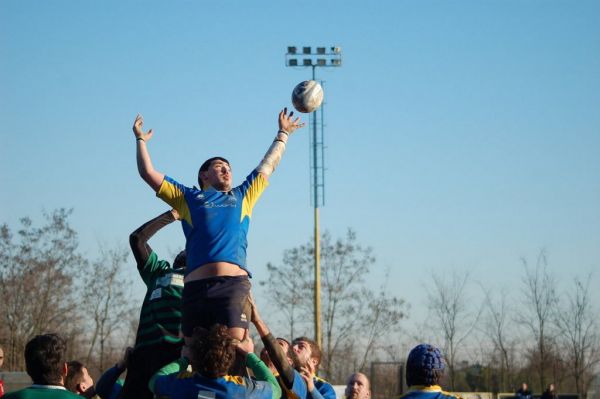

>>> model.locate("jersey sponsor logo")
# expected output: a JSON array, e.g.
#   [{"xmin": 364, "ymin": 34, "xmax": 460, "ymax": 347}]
[
  {"xmin": 157, "ymin": 273, "xmax": 184, "ymax": 288},
  {"xmin": 240, "ymin": 313, "xmax": 247, "ymax": 323}
]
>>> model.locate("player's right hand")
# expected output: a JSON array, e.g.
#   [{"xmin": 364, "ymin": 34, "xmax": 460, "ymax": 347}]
[{"xmin": 133, "ymin": 114, "xmax": 154, "ymax": 141}]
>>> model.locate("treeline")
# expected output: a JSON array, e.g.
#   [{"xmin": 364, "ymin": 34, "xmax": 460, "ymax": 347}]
[
  {"xmin": 0, "ymin": 209, "xmax": 138, "ymax": 376},
  {"xmin": 1, "ymin": 209, "xmax": 598, "ymax": 399}
]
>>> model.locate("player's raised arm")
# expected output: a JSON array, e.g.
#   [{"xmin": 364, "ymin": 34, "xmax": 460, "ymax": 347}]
[
  {"xmin": 256, "ymin": 108, "xmax": 305, "ymax": 180},
  {"xmin": 133, "ymin": 114, "xmax": 165, "ymax": 191}
]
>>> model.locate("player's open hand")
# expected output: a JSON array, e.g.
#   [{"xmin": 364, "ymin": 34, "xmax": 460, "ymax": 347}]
[
  {"xmin": 278, "ymin": 108, "xmax": 305, "ymax": 135},
  {"xmin": 133, "ymin": 114, "xmax": 154, "ymax": 142}
]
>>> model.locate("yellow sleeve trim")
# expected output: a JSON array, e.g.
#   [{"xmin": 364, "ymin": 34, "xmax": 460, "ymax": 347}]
[
  {"xmin": 241, "ymin": 173, "xmax": 269, "ymax": 222},
  {"xmin": 157, "ymin": 179, "xmax": 192, "ymax": 226},
  {"xmin": 223, "ymin": 375, "xmax": 245, "ymax": 385}
]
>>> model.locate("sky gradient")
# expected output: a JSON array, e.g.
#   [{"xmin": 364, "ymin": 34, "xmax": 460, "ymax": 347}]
[{"xmin": 1, "ymin": 0, "xmax": 599, "ymax": 332}]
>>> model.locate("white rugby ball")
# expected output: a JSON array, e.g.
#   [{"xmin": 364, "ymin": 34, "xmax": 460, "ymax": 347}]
[{"xmin": 291, "ymin": 80, "xmax": 324, "ymax": 113}]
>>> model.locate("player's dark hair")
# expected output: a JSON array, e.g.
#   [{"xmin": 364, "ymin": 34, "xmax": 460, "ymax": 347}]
[
  {"xmin": 406, "ymin": 344, "xmax": 445, "ymax": 387},
  {"xmin": 25, "ymin": 333, "xmax": 68, "ymax": 385},
  {"xmin": 64, "ymin": 361, "xmax": 86, "ymax": 392},
  {"xmin": 190, "ymin": 324, "xmax": 235, "ymax": 378},
  {"xmin": 292, "ymin": 336, "xmax": 322, "ymax": 368},
  {"xmin": 198, "ymin": 157, "xmax": 230, "ymax": 189}
]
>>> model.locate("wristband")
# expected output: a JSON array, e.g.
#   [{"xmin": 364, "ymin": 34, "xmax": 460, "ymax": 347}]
[
  {"xmin": 136, "ymin": 137, "xmax": 145, "ymax": 142},
  {"xmin": 277, "ymin": 129, "xmax": 289, "ymax": 136}
]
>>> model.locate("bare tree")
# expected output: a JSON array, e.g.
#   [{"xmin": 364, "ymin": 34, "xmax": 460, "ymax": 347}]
[
  {"xmin": 357, "ymin": 272, "xmax": 407, "ymax": 371},
  {"xmin": 83, "ymin": 245, "xmax": 134, "ymax": 372},
  {"xmin": 426, "ymin": 270, "xmax": 482, "ymax": 390},
  {"xmin": 519, "ymin": 250, "xmax": 557, "ymax": 391},
  {"xmin": 259, "ymin": 246, "xmax": 313, "ymax": 339},
  {"xmin": 261, "ymin": 229, "xmax": 407, "ymax": 382},
  {"xmin": 481, "ymin": 286, "xmax": 518, "ymax": 391},
  {"xmin": 0, "ymin": 209, "xmax": 86, "ymax": 370},
  {"xmin": 555, "ymin": 275, "xmax": 600, "ymax": 399}
]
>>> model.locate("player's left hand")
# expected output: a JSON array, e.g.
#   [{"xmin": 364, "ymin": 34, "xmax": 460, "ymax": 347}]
[
  {"xmin": 279, "ymin": 107, "xmax": 305, "ymax": 134},
  {"xmin": 300, "ymin": 366, "xmax": 315, "ymax": 391}
]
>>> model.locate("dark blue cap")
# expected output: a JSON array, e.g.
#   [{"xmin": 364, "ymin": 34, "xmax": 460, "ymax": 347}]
[{"xmin": 406, "ymin": 344, "xmax": 445, "ymax": 386}]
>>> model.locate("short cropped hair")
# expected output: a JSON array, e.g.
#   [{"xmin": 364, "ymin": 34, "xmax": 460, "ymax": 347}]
[
  {"xmin": 64, "ymin": 361, "xmax": 85, "ymax": 392},
  {"xmin": 25, "ymin": 334, "xmax": 67, "ymax": 385},
  {"xmin": 190, "ymin": 324, "xmax": 235, "ymax": 378},
  {"xmin": 197, "ymin": 157, "xmax": 230, "ymax": 188},
  {"xmin": 406, "ymin": 344, "xmax": 445, "ymax": 387},
  {"xmin": 292, "ymin": 336, "xmax": 322, "ymax": 368}
]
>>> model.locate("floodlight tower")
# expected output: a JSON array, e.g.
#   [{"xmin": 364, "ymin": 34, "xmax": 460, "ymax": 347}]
[{"xmin": 285, "ymin": 45, "xmax": 342, "ymax": 348}]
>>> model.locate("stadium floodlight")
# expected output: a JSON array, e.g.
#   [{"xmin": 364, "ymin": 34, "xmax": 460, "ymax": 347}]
[
  {"xmin": 284, "ymin": 44, "xmax": 342, "ymax": 350},
  {"xmin": 287, "ymin": 46, "xmax": 297, "ymax": 54}
]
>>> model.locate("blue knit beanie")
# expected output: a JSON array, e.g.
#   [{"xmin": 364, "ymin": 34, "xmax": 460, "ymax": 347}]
[{"xmin": 406, "ymin": 344, "xmax": 445, "ymax": 386}]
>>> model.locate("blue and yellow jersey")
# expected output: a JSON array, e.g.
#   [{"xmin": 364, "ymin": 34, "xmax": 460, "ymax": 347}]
[
  {"xmin": 276, "ymin": 370, "xmax": 308, "ymax": 399},
  {"xmin": 153, "ymin": 372, "xmax": 274, "ymax": 399},
  {"xmin": 311, "ymin": 376, "xmax": 336, "ymax": 399},
  {"xmin": 157, "ymin": 170, "xmax": 268, "ymax": 276},
  {"xmin": 400, "ymin": 385, "xmax": 464, "ymax": 399}
]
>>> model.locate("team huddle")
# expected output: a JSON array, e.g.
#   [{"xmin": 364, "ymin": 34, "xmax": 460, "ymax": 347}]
[{"xmin": 4, "ymin": 109, "xmax": 459, "ymax": 399}]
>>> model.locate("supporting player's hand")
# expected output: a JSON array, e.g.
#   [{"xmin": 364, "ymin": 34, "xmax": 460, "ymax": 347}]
[
  {"xmin": 300, "ymin": 366, "xmax": 315, "ymax": 392},
  {"xmin": 133, "ymin": 114, "xmax": 154, "ymax": 142},
  {"xmin": 235, "ymin": 329, "xmax": 255, "ymax": 356},
  {"xmin": 248, "ymin": 294, "xmax": 262, "ymax": 324},
  {"xmin": 170, "ymin": 209, "xmax": 180, "ymax": 220},
  {"xmin": 278, "ymin": 107, "xmax": 305, "ymax": 135}
]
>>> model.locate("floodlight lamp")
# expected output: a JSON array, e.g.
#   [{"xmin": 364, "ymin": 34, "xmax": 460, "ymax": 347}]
[
  {"xmin": 303, "ymin": 59, "xmax": 312, "ymax": 66},
  {"xmin": 317, "ymin": 59, "xmax": 326, "ymax": 66},
  {"xmin": 331, "ymin": 46, "xmax": 342, "ymax": 54},
  {"xmin": 303, "ymin": 46, "xmax": 311, "ymax": 54},
  {"xmin": 331, "ymin": 59, "xmax": 341, "ymax": 66},
  {"xmin": 317, "ymin": 47, "xmax": 326, "ymax": 54},
  {"xmin": 288, "ymin": 59, "xmax": 298, "ymax": 66},
  {"xmin": 287, "ymin": 46, "xmax": 297, "ymax": 54}
]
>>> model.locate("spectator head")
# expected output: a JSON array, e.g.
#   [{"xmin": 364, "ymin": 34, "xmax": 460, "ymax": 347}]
[
  {"xmin": 345, "ymin": 372, "xmax": 371, "ymax": 399},
  {"xmin": 406, "ymin": 344, "xmax": 445, "ymax": 387},
  {"xmin": 292, "ymin": 336, "xmax": 321, "ymax": 372},
  {"xmin": 0, "ymin": 345, "xmax": 4, "ymax": 369},
  {"xmin": 521, "ymin": 383, "xmax": 529, "ymax": 391},
  {"xmin": 190, "ymin": 324, "xmax": 236, "ymax": 378},
  {"xmin": 65, "ymin": 361, "xmax": 95, "ymax": 397},
  {"xmin": 24, "ymin": 334, "xmax": 68, "ymax": 386}
]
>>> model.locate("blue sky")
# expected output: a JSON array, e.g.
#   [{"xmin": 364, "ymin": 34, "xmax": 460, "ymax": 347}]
[{"xmin": 1, "ymin": 0, "xmax": 599, "ymax": 330}]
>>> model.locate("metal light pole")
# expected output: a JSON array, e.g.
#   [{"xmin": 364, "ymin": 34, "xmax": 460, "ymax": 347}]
[{"xmin": 285, "ymin": 46, "xmax": 342, "ymax": 348}]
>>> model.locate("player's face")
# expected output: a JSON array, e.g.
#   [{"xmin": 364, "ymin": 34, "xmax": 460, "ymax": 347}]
[
  {"xmin": 80, "ymin": 367, "xmax": 95, "ymax": 394},
  {"xmin": 203, "ymin": 160, "xmax": 232, "ymax": 191},
  {"xmin": 345, "ymin": 373, "xmax": 370, "ymax": 399},
  {"xmin": 292, "ymin": 340, "xmax": 312, "ymax": 367}
]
